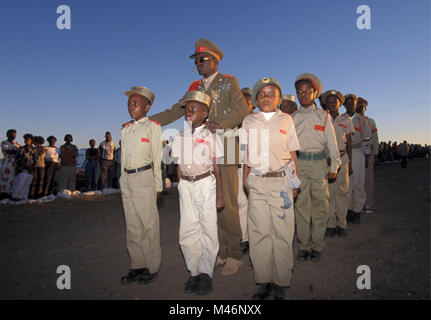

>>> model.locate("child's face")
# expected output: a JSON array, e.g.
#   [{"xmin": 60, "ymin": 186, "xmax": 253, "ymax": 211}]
[
  {"xmin": 280, "ymin": 100, "xmax": 297, "ymax": 115},
  {"xmin": 344, "ymin": 98, "xmax": 357, "ymax": 114},
  {"xmin": 296, "ymin": 81, "xmax": 317, "ymax": 106},
  {"xmin": 243, "ymin": 94, "xmax": 254, "ymax": 114},
  {"xmin": 185, "ymin": 101, "xmax": 208, "ymax": 127},
  {"xmin": 326, "ymin": 95, "xmax": 341, "ymax": 113},
  {"xmin": 25, "ymin": 137, "xmax": 32, "ymax": 147},
  {"xmin": 356, "ymin": 103, "xmax": 366, "ymax": 114},
  {"xmin": 256, "ymin": 85, "xmax": 281, "ymax": 113},
  {"xmin": 49, "ymin": 139, "xmax": 56, "ymax": 147},
  {"xmin": 128, "ymin": 94, "xmax": 151, "ymax": 120}
]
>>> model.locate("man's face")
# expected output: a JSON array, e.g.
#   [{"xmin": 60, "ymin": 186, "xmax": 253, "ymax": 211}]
[
  {"xmin": 49, "ymin": 138, "xmax": 56, "ymax": 147},
  {"xmin": 344, "ymin": 98, "xmax": 357, "ymax": 114},
  {"xmin": 195, "ymin": 52, "xmax": 218, "ymax": 77},
  {"xmin": 65, "ymin": 135, "xmax": 72, "ymax": 143},
  {"xmin": 90, "ymin": 140, "xmax": 95, "ymax": 148},
  {"xmin": 243, "ymin": 94, "xmax": 254, "ymax": 113},
  {"xmin": 326, "ymin": 95, "xmax": 341, "ymax": 113},
  {"xmin": 356, "ymin": 103, "xmax": 366, "ymax": 114},
  {"xmin": 296, "ymin": 81, "xmax": 317, "ymax": 106},
  {"xmin": 185, "ymin": 101, "xmax": 209, "ymax": 126},
  {"xmin": 256, "ymin": 85, "xmax": 282, "ymax": 113},
  {"xmin": 7, "ymin": 131, "xmax": 16, "ymax": 141},
  {"xmin": 128, "ymin": 94, "xmax": 150, "ymax": 120},
  {"xmin": 105, "ymin": 132, "xmax": 112, "ymax": 142},
  {"xmin": 280, "ymin": 100, "xmax": 297, "ymax": 115},
  {"xmin": 25, "ymin": 137, "xmax": 32, "ymax": 147}
]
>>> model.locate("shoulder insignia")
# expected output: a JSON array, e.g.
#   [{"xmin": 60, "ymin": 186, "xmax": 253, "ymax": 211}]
[
  {"xmin": 121, "ymin": 120, "xmax": 133, "ymax": 128},
  {"xmin": 188, "ymin": 80, "xmax": 201, "ymax": 92},
  {"xmin": 150, "ymin": 120, "xmax": 160, "ymax": 126}
]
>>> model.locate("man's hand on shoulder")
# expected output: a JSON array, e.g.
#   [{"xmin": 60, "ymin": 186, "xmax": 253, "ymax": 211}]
[{"xmin": 205, "ymin": 122, "xmax": 222, "ymax": 133}]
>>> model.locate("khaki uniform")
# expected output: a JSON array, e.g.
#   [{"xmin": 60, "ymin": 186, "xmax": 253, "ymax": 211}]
[
  {"xmin": 364, "ymin": 116, "xmax": 378, "ymax": 207},
  {"xmin": 327, "ymin": 113, "xmax": 354, "ymax": 229},
  {"xmin": 171, "ymin": 125, "xmax": 224, "ymax": 278},
  {"xmin": 120, "ymin": 117, "xmax": 162, "ymax": 272},
  {"xmin": 292, "ymin": 105, "xmax": 340, "ymax": 253},
  {"xmin": 150, "ymin": 72, "xmax": 249, "ymax": 260},
  {"xmin": 243, "ymin": 110, "xmax": 300, "ymax": 286},
  {"xmin": 349, "ymin": 113, "xmax": 372, "ymax": 213}
]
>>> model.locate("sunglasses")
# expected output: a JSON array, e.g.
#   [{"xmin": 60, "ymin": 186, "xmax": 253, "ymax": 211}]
[{"xmin": 194, "ymin": 56, "xmax": 213, "ymax": 64}]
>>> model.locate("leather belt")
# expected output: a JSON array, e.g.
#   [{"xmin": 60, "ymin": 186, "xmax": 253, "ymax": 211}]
[
  {"xmin": 297, "ymin": 152, "xmax": 326, "ymax": 161},
  {"xmin": 124, "ymin": 164, "xmax": 152, "ymax": 174},
  {"xmin": 181, "ymin": 171, "xmax": 212, "ymax": 182}
]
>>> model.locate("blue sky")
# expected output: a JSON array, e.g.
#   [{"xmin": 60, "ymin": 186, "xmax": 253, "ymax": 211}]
[{"xmin": 0, "ymin": 0, "xmax": 430, "ymax": 149}]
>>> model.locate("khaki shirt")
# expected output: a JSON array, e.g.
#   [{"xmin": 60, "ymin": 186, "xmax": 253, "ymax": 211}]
[
  {"xmin": 120, "ymin": 117, "xmax": 163, "ymax": 192},
  {"xmin": 171, "ymin": 124, "xmax": 224, "ymax": 176},
  {"xmin": 350, "ymin": 113, "xmax": 372, "ymax": 148},
  {"xmin": 331, "ymin": 113, "xmax": 354, "ymax": 151},
  {"xmin": 365, "ymin": 116, "xmax": 379, "ymax": 155},
  {"xmin": 241, "ymin": 110, "xmax": 300, "ymax": 172},
  {"xmin": 292, "ymin": 105, "xmax": 340, "ymax": 173}
]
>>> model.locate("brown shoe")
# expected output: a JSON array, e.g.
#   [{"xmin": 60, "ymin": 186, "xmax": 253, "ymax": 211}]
[{"xmin": 221, "ymin": 257, "xmax": 241, "ymax": 276}]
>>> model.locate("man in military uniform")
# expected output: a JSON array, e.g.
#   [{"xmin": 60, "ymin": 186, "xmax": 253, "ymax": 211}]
[
  {"xmin": 343, "ymin": 94, "xmax": 372, "ymax": 224},
  {"xmin": 149, "ymin": 38, "xmax": 249, "ymax": 276},
  {"xmin": 280, "ymin": 94, "xmax": 298, "ymax": 115},
  {"xmin": 120, "ymin": 86, "xmax": 163, "ymax": 285}
]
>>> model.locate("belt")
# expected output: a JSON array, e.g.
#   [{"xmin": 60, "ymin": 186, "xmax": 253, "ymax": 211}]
[
  {"xmin": 124, "ymin": 164, "xmax": 152, "ymax": 174},
  {"xmin": 251, "ymin": 169, "xmax": 285, "ymax": 177},
  {"xmin": 181, "ymin": 171, "xmax": 212, "ymax": 182},
  {"xmin": 339, "ymin": 150, "xmax": 346, "ymax": 157},
  {"xmin": 297, "ymin": 152, "xmax": 326, "ymax": 161}
]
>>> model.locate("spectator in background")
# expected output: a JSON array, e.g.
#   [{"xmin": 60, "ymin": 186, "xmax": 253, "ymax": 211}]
[
  {"xmin": 99, "ymin": 131, "xmax": 116, "ymax": 189},
  {"xmin": 280, "ymin": 94, "xmax": 298, "ymax": 115},
  {"xmin": 114, "ymin": 140, "xmax": 121, "ymax": 188},
  {"xmin": 399, "ymin": 140, "xmax": 409, "ymax": 168},
  {"xmin": 57, "ymin": 134, "xmax": 78, "ymax": 193},
  {"xmin": 392, "ymin": 142, "xmax": 399, "ymax": 161},
  {"xmin": 0, "ymin": 129, "xmax": 21, "ymax": 199},
  {"xmin": 85, "ymin": 139, "xmax": 100, "ymax": 191},
  {"xmin": 43, "ymin": 136, "xmax": 59, "ymax": 196},
  {"xmin": 29, "ymin": 136, "xmax": 48, "ymax": 199},
  {"xmin": 12, "ymin": 134, "xmax": 37, "ymax": 200}
]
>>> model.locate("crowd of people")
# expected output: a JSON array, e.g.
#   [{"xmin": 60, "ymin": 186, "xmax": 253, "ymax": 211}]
[
  {"xmin": 378, "ymin": 141, "xmax": 430, "ymax": 168},
  {"xmin": 0, "ymin": 130, "xmax": 123, "ymax": 201}
]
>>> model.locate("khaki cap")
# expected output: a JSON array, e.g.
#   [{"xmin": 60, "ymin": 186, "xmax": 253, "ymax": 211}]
[
  {"xmin": 241, "ymin": 87, "xmax": 252, "ymax": 96},
  {"xmin": 295, "ymin": 73, "xmax": 322, "ymax": 97},
  {"xmin": 251, "ymin": 77, "xmax": 282, "ymax": 107},
  {"xmin": 282, "ymin": 94, "xmax": 295, "ymax": 102},
  {"xmin": 189, "ymin": 38, "xmax": 224, "ymax": 61},
  {"xmin": 180, "ymin": 90, "xmax": 211, "ymax": 109},
  {"xmin": 321, "ymin": 90, "xmax": 345, "ymax": 105},
  {"xmin": 357, "ymin": 97, "xmax": 368, "ymax": 106},
  {"xmin": 344, "ymin": 93, "xmax": 357, "ymax": 104},
  {"xmin": 124, "ymin": 86, "xmax": 155, "ymax": 105}
]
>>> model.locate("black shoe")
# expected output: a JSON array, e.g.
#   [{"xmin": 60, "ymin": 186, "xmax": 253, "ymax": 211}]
[
  {"xmin": 196, "ymin": 274, "xmax": 212, "ymax": 295},
  {"xmin": 297, "ymin": 250, "xmax": 311, "ymax": 261},
  {"xmin": 325, "ymin": 228, "xmax": 337, "ymax": 237},
  {"xmin": 274, "ymin": 285, "xmax": 289, "ymax": 300},
  {"xmin": 138, "ymin": 269, "xmax": 158, "ymax": 285},
  {"xmin": 184, "ymin": 275, "xmax": 200, "ymax": 294},
  {"xmin": 310, "ymin": 250, "xmax": 321, "ymax": 262},
  {"xmin": 337, "ymin": 226, "xmax": 348, "ymax": 237},
  {"xmin": 240, "ymin": 241, "xmax": 249, "ymax": 254},
  {"xmin": 346, "ymin": 210, "xmax": 353, "ymax": 224},
  {"xmin": 352, "ymin": 211, "xmax": 361, "ymax": 224},
  {"xmin": 120, "ymin": 268, "xmax": 147, "ymax": 284},
  {"xmin": 252, "ymin": 283, "xmax": 275, "ymax": 300}
]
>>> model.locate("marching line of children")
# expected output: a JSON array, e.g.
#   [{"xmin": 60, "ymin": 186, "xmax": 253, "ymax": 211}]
[{"xmin": 117, "ymin": 38, "xmax": 378, "ymax": 300}]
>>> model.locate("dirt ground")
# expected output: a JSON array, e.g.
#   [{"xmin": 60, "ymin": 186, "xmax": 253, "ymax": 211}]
[{"xmin": 0, "ymin": 158, "xmax": 429, "ymax": 300}]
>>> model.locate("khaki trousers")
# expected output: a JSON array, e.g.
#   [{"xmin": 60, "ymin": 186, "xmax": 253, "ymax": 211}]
[
  {"xmin": 246, "ymin": 174, "xmax": 294, "ymax": 286},
  {"xmin": 217, "ymin": 165, "xmax": 242, "ymax": 260},
  {"xmin": 178, "ymin": 175, "xmax": 219, "ymax": 278},
  {"xmin": 237, "ymin": 166, "xmax": 248, "ymax": 242},
  {"xmin": 349, "ymin": 148, "xmax": 366, "ymax": 212},
  {"xmin": 295, "ymin": 158, "xmax": 329, "ymax": 252},
  {"xmin": 365, "ymin": 154, "xmax": 375, "ymax": 207},
  {"xmin": 120, "ymin": 169, "xmax": 161, "ymax": 273},
  {"xmin": 328, "ymin": 153, "xmax": 350, "ymax": 229}
]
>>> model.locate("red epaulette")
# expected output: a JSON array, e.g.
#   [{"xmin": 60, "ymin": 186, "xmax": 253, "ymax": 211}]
[
  {"xmin": 223, "ymin": 74, "xmax": 234, "ymax": 78},
  {"xmin": 150, "ymin": 120, "xmax": 160, "ymax": 126},
  {"xmin": 188, "ymin": 80, "xmax": 201, "ymax": 91},
  {"xmin": 121, "ymin": 120, "xmax": 133, "ymax": 128}
]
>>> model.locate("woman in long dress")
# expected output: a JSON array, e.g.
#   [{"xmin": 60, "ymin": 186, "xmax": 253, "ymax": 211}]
[{"xmin": 0, "ymin": 129, "xmax": 21, "ymax": 198}]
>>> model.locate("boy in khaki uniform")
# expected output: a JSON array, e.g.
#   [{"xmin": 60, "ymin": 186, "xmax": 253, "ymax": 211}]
[
  {"xmin": 242, "ymin": 78, "xmax": 300, "ymax": 300},
  {"xmin": 120, "ymin": 86, "xmax": 163, "ymax": 285},
  {"xmin": 171, "ymin": 91, "xmax": 225, "ymax": 295},
  {"xmin": 321, "ymin": 90, "xmax": 354, "ymax": 237},
  {"xmin": 292, "ymin": 73, "xmax": 340, "ymax": 262}
]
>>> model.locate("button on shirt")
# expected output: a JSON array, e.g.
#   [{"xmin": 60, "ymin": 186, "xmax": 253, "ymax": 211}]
[
  {"xmin": 241, "ymin": 110, "xmax": 300, "ymax": 172},
  {"xmin": 99, "ymin": 141, "xmax": 116, "ymax": 160},
  {"xmin": 292, "ymin": 105, "xmax": 340, "ymax": 173},
  {"xmin": 171, "ymin": 124, "xmax": 224, "ymax": 176},
  {"xmin": 120, "ymin": 117, "xmax": 163, "ymax": 192},
  {"xmin": 331, "ymin": 113, "xmax": 354, "ymax": 151}
]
